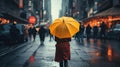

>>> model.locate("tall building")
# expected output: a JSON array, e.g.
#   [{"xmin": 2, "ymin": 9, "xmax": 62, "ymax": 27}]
[
  {"xmin": 24, "ymin": 0, "xmax": 43, "ymax": 23},
  {"xmin": 33, "ymin": 0, "xmax": 43, "ymax": 23},
  {"xmin": 61, "ymin": 0, "xmax": 69, "ymax": 17},
  {"xmin": 84, "ymin": 0, "xmax": 120, "ymax": 28},
  {"xmin": 0, "ymin": 0, "xmax": 20, "ymax": 16},
  {"xmin": 60, "ymin": 0, "xmax": 88, "ymax": 21},
  {"xmin": 43, "ymin": 0, "xmax": 52, "ymax": 23},
  {"xmin": 66, "ymin": 0, "xmax": 87, "ymax": 21},
  {"xmin": 0, "ymin": 0, "xmax": 29, "ymax": 24}
]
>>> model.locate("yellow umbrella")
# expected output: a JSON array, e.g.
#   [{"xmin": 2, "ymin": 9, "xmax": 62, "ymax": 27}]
[{"xmin": 49, "ymin": 16, "xmax": 80, "ymax": 38}]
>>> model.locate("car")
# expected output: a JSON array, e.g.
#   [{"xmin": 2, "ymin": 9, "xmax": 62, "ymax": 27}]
[{"xmin": 106, "ymin": 24, "xmax": 120, "ymax": 40}]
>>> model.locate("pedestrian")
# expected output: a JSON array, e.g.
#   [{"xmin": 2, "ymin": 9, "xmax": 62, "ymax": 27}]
[
  {"xmin": 100, "ymin": 22, "xmax": 107, "ymax": 40},
  {"xmin": 93, "ymin": 25, "xmax": 99, "ymax": 39},
  {"xmin": 10, "ymin": 23, "xmax": 20, "ymax": 44},
  {"xmin": 28, "ymin": 27, "xmax": 32, "ymax": 41},
  {"xmin": 38, "ymin": 26, "xmax": 46, "ymax": 45},
  {"xmin": 31, "ymin": 26, "xmax": 37, "ymax": 41},
  {"xmin": 86, "ymin": 24, "xmax": 92, "ymax": 40},
  {"xmin": 49, "ymin": 29, "xmax": 54, "ymax": 41},
  {"xmin": 77, "ymin": 23, "xmax": 85, "ymax": 42},
  {"xmin": 54, "ymin": 36, "xmax": 71, "ymax": 67},
  {"xmin": 23, "ymin": 25, "xmax": 29, "ymax": 42}
]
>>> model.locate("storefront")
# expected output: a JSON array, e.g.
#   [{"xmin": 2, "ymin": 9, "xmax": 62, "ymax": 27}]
[
  {"xmin": 83, "ymin": 7, "xmax": 120, "ymax": 28},
  {"xmin": 1, "ymin": 12, "xmax": 29, "ymax": 24}
]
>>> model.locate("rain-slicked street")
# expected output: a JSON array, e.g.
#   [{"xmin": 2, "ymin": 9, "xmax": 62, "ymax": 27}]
[
  {"xmin": 0, "ymin": 35, "xmax": 120, "ymax": 67},
  {"xmin": 1, "ymin": 0, "xmax": 120, "ymax": 67}
]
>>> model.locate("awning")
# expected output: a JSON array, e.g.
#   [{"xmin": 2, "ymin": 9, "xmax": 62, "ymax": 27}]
[
  {"xmin": 95, "ymin": 7, "xmax": 120, "ymax": 17},
  {"xmin": 2, "ymin": 12, "xmax": 29, "ymax": 24}
]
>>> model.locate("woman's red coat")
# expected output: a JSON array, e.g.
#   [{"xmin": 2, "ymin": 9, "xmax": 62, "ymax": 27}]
[{"xmin": 55, "ymin": 37, "xmax": 71, "ymax": 62}]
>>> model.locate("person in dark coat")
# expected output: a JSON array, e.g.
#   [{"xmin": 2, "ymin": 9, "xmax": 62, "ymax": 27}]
[
  {"xmin": 100, "ymin": 22, "xmax": 107, "ymax": 39},
  {"xmin": 78, "ymin": 24, "xmax": 85, "ymax": 42},
  {"xmin": 23, "ymin": 26, "xmax": 29, "ymax": 42},
  {"xmin": 10, "ymin": 23, "xmax": 20, "ymax": 44},
  {"xmin": 31, "ymin": 27, "xmax": 37, "ymax": 41},
  {"xmin": 28, "ymin": 27, "xmax": 32, "ymax": 41},
  {"xmin": 49, "ymin": 29, "xmax": 54, "ymax": 41},
  {"xmin": 86, "ymin": 24, "xmax": 92, "ymax": 40},
  {"xmin": 55, "ymin": 37, "xmax": 71, "ymax": 67},
  {"xmin": 38, "ymin": 26, "xmax": 46, "ymax": 45},
  {"xmin": 93, "ymin": 25, "xmax": 99, "ymax": 39}
]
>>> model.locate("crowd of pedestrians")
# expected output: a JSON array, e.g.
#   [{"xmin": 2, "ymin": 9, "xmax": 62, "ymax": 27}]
[
  {"xmin": 75, "ymin": 21, "xmax": 108, "ymax": 42},
  {"xmin": 22, "ymin": 21, "xmax": 108, "ymax": 45},
  {"xmin": 23, "ymin": 24, "xmax": 53, "ymax": 45}
]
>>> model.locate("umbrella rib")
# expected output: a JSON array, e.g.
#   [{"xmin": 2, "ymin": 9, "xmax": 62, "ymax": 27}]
[
  {"xmin": 65, "ymin": 23, "xmax": 79, "ymax": 37},
  {"xmin": 64, "ymin": 23, "xmax": 71, "ymax": 37}
]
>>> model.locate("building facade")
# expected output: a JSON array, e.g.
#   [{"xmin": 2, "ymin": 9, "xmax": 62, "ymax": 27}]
[
  {"xmin": 60, "ymin": 0, "xmax": 69, "ymax": 17},
  {"xmin": 43, "ymin": 0, "xmax": 52, "ymax": 23}
]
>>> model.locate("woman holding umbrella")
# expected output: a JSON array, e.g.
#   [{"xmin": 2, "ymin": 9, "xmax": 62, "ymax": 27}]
[
  {"xmin": 49, "ymin": 16, "xmax": 80, "ymax": 67},
  {"xmin": 55, "ymin": 37, "xmax": 71, "ymax": 67}
]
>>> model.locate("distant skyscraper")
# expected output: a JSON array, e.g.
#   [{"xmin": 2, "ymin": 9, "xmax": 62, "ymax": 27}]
[{"xmin": 43, "ymin": 0, "xmax": 52, "ymax": 23}]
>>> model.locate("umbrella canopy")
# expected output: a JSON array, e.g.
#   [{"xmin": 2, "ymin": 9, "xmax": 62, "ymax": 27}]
[{"xmin": 49, "ymin": 16, "xmax": 80, "ymax": 38}]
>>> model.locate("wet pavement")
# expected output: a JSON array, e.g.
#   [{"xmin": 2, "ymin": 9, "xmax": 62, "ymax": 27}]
[{"xmin": 0, "ymin": 35, "xmax": 120, "ymax": 67}]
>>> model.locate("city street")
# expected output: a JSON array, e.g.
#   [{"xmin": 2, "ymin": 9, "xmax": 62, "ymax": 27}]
[
  {"xmin": 1, "ymin": 0, "xmax": 120, "ymax": 67},
  {"xmin": 0, "ymin": 35, "xmax": 120, "ymax": 67}
]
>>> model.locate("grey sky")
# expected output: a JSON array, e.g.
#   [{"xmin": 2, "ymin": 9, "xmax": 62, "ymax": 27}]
[{"xmin": 51, "ymin": 0, "xmax": 62, "ymax": 21}]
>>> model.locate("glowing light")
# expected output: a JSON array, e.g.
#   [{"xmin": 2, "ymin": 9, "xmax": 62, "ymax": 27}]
[
  {"xmin": 29, "ymin": 16, "xmax": 36, "ymax": 24},
  {"xmin": 96, "ymin": 52, "xmax": 100, "ymax": 56},
  {"xmin": 14, "ymin": 21, "xmax": 17, "ymax": 24},
  {"xmin": 107, "ymin": 45, "xmax": 113, "ymax": 62},
  {"xmin": 29, "ymin": 55, "xmax": 35, "ymax": 63},
  {"xmin": 108, "ymin": 48, "xmax": 112, "ymax": 56}
]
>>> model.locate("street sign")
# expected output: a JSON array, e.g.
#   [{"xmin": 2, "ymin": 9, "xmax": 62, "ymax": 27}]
[{"xmin": 29, "ymin": 16, "xmax": 36, "ymax": 24}]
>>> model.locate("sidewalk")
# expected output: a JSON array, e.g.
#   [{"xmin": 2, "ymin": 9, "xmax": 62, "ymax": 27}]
[
  {"xmin": 24, "ymin": 36, "xmax": 120, "ymax": 67},
  {"xmin": 0, "ymin": 41, "xmax": 31, "ymax": 57}
]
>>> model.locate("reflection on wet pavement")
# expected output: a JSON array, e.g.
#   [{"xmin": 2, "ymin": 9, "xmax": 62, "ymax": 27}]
[
  {"xmin": 82, "ymin": 38, "xmax": 120, "ymax": 66},
  {"xmin": 23, "ymin": 41, "xmax": 59, "ymax": 67},
  {"xmin": 23, "ymin": 44, "xmax": 41, "ymax": 67}
]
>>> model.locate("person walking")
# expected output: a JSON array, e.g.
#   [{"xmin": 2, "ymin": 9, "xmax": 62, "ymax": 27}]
[
  {"xmin": 28, "ymin": 27, "xmax": 32, "ymax": 41},
  {"xmin": 23, "ymin": 25, "xmax": 29, "ymax": 42},
  {"xmin": 93, "ymin": 25, "xmax": 99, "ymax": 39},
  {"xmin": 49, "ymin": 16, "xmax": 80, "ymax": 67},
  {"xmin": 10, "ymin": 23, "xmax": 20, "ymax": 44},
  {"xmin": 31, "ymin": 26, "xmax": 37, "ymax": 41},
  {"xmin": 54, "ymin": 37, "xmax": 71, "ymax": 67},
  {"xmin": 48, "ymin": 29, "xmax": 54, "ymax": 41},
  {"xmin": 78, "ymin": 24, "xmax": 85, "ymax": 42},
  {"xmin": 38, "ymin": 26, "xmax": 46, "ymax": 45},
  {"xmin": 86, "ymin": 24, "xmax": 92, "ymax": 40},
  {"xmin": 100, "ymin": 22, "xmax": 107, "ymax": 40}
]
